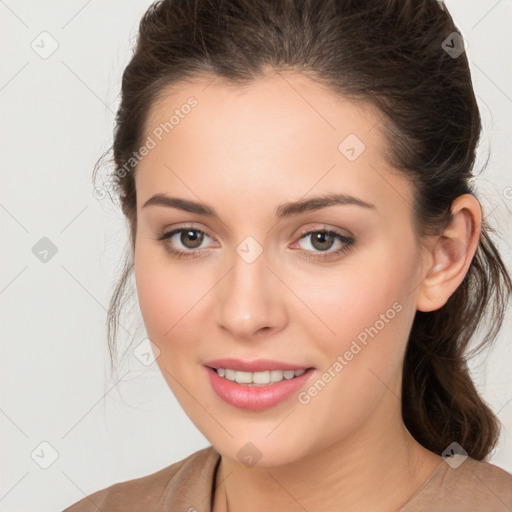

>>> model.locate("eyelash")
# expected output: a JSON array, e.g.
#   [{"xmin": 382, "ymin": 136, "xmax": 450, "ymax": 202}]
[{"xmin": 155, "ymin": 225, "xmax": 355, "ymax": 261}]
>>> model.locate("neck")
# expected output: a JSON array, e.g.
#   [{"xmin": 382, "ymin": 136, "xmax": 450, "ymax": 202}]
[{"xmin": 213, "ymin": 390, "xmax": 443, "ymax": 512}]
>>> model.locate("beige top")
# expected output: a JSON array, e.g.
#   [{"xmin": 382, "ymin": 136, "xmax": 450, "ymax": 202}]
[{"xmin": 63, "ymin": 445, "xmax": 512, "ymax": 511}]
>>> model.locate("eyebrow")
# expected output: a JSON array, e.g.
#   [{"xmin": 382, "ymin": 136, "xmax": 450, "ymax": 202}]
[{"xmin": 142, "ymin": 192, "xmax": 376, "ymax": 218}]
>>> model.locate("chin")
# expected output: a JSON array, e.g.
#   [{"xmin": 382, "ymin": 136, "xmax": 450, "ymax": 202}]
[{"xmin": 210, "ymin": 433, "xmax": 313, "ymax": 469}]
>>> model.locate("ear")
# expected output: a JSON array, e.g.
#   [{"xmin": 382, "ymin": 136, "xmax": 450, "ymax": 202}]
[{"xmin": 416, "ymin": 194, "xmax": 482, "ymax": 312}]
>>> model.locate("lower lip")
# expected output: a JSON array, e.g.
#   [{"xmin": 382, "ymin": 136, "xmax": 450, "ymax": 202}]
[{"xmin": 205, "ymin": 366, "xmax": 314, "ymax": 411}]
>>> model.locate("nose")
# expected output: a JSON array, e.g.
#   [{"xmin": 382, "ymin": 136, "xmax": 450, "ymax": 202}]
[{"xmin": 214, "ymin": 247, "xmax": 288, "ymax": 340}]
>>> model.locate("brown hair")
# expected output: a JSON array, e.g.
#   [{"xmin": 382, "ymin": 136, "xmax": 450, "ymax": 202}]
[{"xmin": 95, "ymin": 0, "xmax": 511, "ymax": 460}]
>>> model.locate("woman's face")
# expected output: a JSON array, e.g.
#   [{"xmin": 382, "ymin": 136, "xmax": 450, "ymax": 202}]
[{"xmin": 133, "ymin": 72, "xmax": 429, "ymax": 467}]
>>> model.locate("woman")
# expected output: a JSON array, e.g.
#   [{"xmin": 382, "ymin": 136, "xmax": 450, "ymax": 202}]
[{"xmin": 64, "ymin": 0, "xmax": 512, "ymax": 510}]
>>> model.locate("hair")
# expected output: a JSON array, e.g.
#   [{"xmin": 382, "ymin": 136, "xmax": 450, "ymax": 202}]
[{"xmin": 95, "ymin": 0, "xmax": 512, "ymax": 461}]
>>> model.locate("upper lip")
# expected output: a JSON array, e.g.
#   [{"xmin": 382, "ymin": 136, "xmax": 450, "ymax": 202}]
[{"xmin": 203, "ymin": 358, "xmax": 312, "ymax": 372}]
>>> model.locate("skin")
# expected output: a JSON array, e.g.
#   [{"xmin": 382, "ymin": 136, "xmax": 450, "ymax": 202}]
[{"xmin": 132, "ymin": 72, "xmax": 482, "ymax": 511}]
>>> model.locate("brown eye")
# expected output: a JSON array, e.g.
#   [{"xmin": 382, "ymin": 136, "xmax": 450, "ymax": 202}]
[
  {"xmin": 180, "ymin": 229, "xmax": 204, "ymax": 249},
  {"xmin": 309, "ymin": 231, "xmax": 336, "ymax": 251},
  {"xmin": 294, "ymin": 228, "xmax": 355, "ymax": 261},
  {"xmin": 157, "ymin": 227, "xmax": 214, "ymax": 257}
]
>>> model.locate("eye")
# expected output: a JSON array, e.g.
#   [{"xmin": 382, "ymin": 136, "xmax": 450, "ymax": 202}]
[
  {"xmin": 156, "ymin": 226, "xmax": 216, "ymax": 259},
  {"xmin": 293, "ymin": 228, "xmax": 355, "ymax": 260}
]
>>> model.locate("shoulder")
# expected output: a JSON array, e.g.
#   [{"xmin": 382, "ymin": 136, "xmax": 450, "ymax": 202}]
[
  {"xmin": 400, "ymin": 456, "xmax": 512, "ymax": 511},
  {"xmin": 466, "ymin": 459, "xmax": 512, "ymax": 505},
  {"xmin": 62, "ymin": 445, "xmax": 220, "ymax": 512},
  {"xmin": 447, "ymin": 457, "xmax": 512, "ymax": 506}
]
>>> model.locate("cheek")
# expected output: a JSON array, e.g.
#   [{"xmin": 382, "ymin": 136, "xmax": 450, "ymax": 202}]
[
  {"xmin": 302, "ymin": 246, "xmax": 417, "ymax": 386},
  {"xmin": 133, "ymin": 242, "xmax": 221, "ymax": 379},
  {"xmin": 289, "ymin": 268, "xmax": 415, "ymax": 449},
  {"xmin": 134, "ymin": 255, "xmax": 173, "ymax": 341},
  {"xmin": 133, "ymin": 245, "xmax": 208, "ymax": 405},
  {"xmin": 134, "ymin": 243, "xmax": 199, "ymax": 347}
]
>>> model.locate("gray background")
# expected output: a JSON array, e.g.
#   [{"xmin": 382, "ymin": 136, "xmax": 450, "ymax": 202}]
[{"xmin": 1, "ymin": 1, "xmax": 511, "ymax": 510}]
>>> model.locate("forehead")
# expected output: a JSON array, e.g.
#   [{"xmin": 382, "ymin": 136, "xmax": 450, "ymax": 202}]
[
  {"xmin": 136, "ymin": 72, "xmax": 414, "ymax": 222},
  {"xmin": 142, "ymin": 72, "xmax": 381, "ymax": 155}
]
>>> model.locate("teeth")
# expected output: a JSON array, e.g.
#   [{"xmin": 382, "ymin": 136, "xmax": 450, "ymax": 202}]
[
  {"xmin": 253, "ymin": 371, "xmax": 271, "ymax": 384},
  {"xmin": 270, "ymin": 370, "xmax": 283, "ymax": 382},
  {"xmin": 215, "ymin": 368, "xmax": 307, "ymax": 385},
  {"xmin": 235, "ymin": 371, "xmax": 253, "ymax": 384}
]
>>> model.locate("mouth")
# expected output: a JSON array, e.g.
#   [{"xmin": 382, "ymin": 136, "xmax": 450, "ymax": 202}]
[{"xmin": 203, "ymin": 358, "xmax": 315, "ymax": 410}]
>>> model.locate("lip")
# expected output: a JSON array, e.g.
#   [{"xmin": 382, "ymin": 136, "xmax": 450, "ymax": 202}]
[
  {"xmin": 204, "ymin": 363, "xmax": 315, "ymax": 411},
  {"xmin": 203, "ymin": 358, "xmax": 310, "ymax": 372}
]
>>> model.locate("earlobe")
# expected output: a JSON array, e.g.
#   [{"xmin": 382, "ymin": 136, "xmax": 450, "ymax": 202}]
[{"xmin": 416, "ymin": 194, "xmax": 482, "ymax": 313}]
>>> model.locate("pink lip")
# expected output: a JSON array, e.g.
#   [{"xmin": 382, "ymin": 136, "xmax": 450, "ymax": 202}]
[
  {"xmin": 203, "ymin": 362, "xmax": 315, "ymax": 411},
  {"xmin": 203, "ymin": 358, "xmax": 310, "ymax": 372}
]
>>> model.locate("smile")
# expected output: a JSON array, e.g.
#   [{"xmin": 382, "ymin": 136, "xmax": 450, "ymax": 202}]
[
  {"xmin": 204, "ymin": 364, "xmax": 314, "ymax": 411},
  {"xmin": 214, "ymin": 368, "xmax": 306, "ymax": 386}
]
